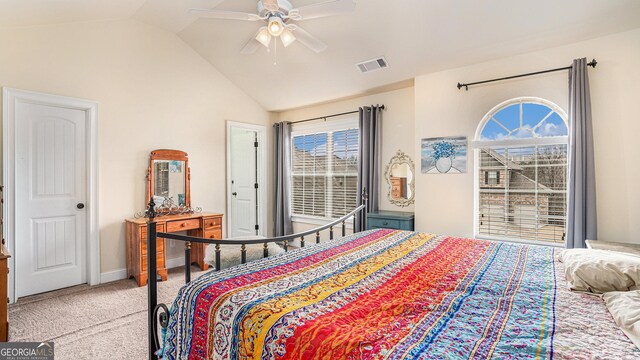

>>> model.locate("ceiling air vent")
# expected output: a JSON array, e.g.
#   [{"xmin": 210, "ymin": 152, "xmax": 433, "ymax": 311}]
[{"xmin": 355, "ymin": 57, "xmax": 389, "ymax": 73}]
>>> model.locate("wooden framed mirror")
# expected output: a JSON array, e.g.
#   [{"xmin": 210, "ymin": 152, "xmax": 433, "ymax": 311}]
[
  {"xmin": 384, "ymin": 150, "xmax": 415, "ymax": 207},
  {"xmin": 146, "ymin": 149, "xmax": 190, "ymax": 210}
]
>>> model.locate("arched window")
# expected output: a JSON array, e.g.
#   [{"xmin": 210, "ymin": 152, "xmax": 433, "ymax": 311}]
[{"xmin": 474, "ymin": 97, "xmax": 568, "ymax": 245}]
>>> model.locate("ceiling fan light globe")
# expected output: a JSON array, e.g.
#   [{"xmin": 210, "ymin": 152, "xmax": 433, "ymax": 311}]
[
  {"xmin": 267, "ymin": 17, "xmax": 285, "ymax": 36},
  {"xmin": 256, "ymin": 27, "xmax": 272, "ymax": 47},
  {"xmin": 280, "ymin": 29, "xmax": 296, "ymax": 47}
]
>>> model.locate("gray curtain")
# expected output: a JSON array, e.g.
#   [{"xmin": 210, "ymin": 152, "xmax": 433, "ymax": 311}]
[
  {"xmin": 566, "ymin": 58, "xmax": 597, "ymax": 248},
  {"xmin": 356, "ymin": 106, "xmax": 382, "ymax": 232},
  {"xmin": 274, "ymin": 122, "xmax": 293, "ymax": 236}
]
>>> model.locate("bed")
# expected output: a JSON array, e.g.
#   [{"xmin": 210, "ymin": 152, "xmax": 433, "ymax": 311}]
[{"xmin": 156, "ymin": 229, "xmax": 640, "ymax": 359}]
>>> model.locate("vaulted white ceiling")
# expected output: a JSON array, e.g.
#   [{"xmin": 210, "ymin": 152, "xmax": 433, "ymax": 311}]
[
  {"xmin": 0, "ymin": 0, "xmax": 145, "ymax": 27},
  {"xmin": 1, "ymin": 0, "xmax": 640, "ymax": 111}
]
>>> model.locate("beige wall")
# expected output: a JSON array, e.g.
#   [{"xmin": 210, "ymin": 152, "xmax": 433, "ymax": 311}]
[
  {"xmin": 414, "ymin": 28, "xmax": 640, "ymax": 244},
  {"xmin": 277, "ymin": 86, "xmax": 416, "ymax": 235},
  {"xmin": 0, "ymin": 19, "xmax": 272, "ymax": 275}
]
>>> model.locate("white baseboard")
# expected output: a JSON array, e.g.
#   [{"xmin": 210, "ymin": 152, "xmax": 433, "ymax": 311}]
[
  {"xmin": 99, "ymin": 258, "xmax": 191, "ymax": 284},
  {"xmin": 100, "ymin": 268, "xmax": 128, "ymax": 284}
]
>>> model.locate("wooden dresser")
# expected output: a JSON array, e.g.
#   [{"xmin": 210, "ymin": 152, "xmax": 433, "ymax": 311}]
[
  {"xmin": 0, "ymin": 245, "xmax": 9, "ymax": 341},
  {"xmin": 389, "ymin": 177, "xmax": 406, "ymax": 199},
  {"xmin": 125, "ymin": 212, "xmax": 223, "ymax": 287}
]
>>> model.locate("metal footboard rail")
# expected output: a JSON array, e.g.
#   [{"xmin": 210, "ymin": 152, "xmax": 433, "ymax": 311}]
[{"xmin": 146, "ymin": 191, "xmax": 368, "ymax": 359}]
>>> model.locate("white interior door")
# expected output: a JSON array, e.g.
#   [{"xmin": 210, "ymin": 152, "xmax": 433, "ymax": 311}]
[
  {"xmin": 229, "ymin": 127, "xmax": 258, "ymax": 237},
  {"xmin": 15, "ymin": 102, "xmax": 88, "ymax": 297}
]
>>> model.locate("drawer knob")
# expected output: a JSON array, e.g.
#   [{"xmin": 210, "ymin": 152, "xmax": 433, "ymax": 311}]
[
  {"xmin": 383, "ymin": 221, "xmax": 388, "ymax": 225},
  {"xmin": 181, "ymin": 223, "xmax": 186, "ymax": 227}
]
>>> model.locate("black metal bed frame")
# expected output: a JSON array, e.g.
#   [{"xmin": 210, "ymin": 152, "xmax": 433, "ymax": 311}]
[{"xmin": 145, "ymin": 192, "xmax": 368, "ymax": 359}]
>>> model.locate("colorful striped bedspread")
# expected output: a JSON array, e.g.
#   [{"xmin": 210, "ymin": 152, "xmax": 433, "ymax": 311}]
[{"xmin": 161, "ymin": 230, "xmax": 639, "ymax": 359}]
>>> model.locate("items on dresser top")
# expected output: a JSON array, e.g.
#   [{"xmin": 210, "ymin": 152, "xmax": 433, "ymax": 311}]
[
  {"xmin": 367, "ymin": 210, "xmax": 415, "ymax": 231},
  {"xmin": 125, "ymin": 213, "xmax": 223, "ymax": 287}
]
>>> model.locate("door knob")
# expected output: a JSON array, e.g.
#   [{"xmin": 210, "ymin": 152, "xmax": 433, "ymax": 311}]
[
  {"xmin": 232, "ymin": 192, "xmax": 237, "ymax": 197},
  {"xmin": 77, "ymin": 203, "xmax": 85, "ymax": 209}
]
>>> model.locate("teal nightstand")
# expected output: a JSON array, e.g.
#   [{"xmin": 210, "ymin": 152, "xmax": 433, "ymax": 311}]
[{"xmin": 367, "ymin": 211, "xmax": 415, "ymax": 231}]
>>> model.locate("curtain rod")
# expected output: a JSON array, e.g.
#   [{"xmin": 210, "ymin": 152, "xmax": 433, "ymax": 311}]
[
  {"xmin": 288, "ymin": 104, "xmax": 385, "ymax": 125},
  {"xmin": 456, "ymin": 59, "xmax": 597, "ymax": 91}
]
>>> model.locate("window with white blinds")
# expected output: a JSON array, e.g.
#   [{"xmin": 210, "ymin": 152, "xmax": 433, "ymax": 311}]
[
  {"xmin": 474, "ymin": 98, "xmax": 568, "ymax": 245},
  {"xmin": 291, "ymin": 120, "xmax": 359, "ymax": 220}
]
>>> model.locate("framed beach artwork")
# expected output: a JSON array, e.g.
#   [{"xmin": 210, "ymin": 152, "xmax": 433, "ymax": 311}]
[{"xmin": 421, "ymin": 136, "xmax": 467, "ymax": 174}]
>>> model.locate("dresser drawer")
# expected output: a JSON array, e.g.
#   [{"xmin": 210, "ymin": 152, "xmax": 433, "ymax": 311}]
[
  {"xmin": 368, "ymin": 218, "xmax": 401, "ymax": 229},
  {"xmin": 367, "ymin": 211, "xmax": 415, "ymax": 231},
  {"xmin": 203, "ymin": 229, "xmax": 222, "ymax": 240},
  {"xmin": 141, "ymin": 238, "xmax": 164, "ymax": 255},
  {"xmin": 141, "ymin": 252, "xmax": 165, "ymax": 273},
  {"xmin": 166, "ymin": 219, "xmax": 200, "ymax": 232},
  {"xmin": 204, "ymin": 217, "xmax": 222, "ymax": 229},
  {"xmin": 140, "ymin": 224, "xmax": 165, "ymax": 239}
]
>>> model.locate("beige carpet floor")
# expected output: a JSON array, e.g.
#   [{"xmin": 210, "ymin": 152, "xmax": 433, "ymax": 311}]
[{"xmin": 9, "ymin": 267, "xmax": 205, "ymax": 360}]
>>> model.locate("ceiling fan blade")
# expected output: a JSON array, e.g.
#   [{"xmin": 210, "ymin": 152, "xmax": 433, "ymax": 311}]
[
  {"xmin": 262, "ymin": 0, "xmax": 279, "ymax": 12},
  {"xmin": 289, "ymin": 25, "xmax": 328, "ymax": 53},
  {"xmin": 188, "ymin": 8, "xmax": 263, "ymax": 21},
  {"xmin": 240, "ymin": 37, "xmax": 261, "ymax": 55},
  {"xmin": 288, "ymin": 0, "xmax": 355, "ymax": 21}
]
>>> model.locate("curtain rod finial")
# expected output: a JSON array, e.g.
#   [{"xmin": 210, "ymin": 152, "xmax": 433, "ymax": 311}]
[{"xmin": 588, "ymin": 59, "xmax": 597, "ymax": 68}]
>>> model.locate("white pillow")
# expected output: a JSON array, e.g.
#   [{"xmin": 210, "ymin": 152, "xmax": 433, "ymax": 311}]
[
  {"xmin": 204, "ymin": 236, "xmax": 286, "ymax": 270},
  {"xmin": 603, "ymin": 290, "xmax": 640, "ymax": 350},
  {"xmin": 557, "ymin": 249, "xmax": 640, "ymax": 293}
]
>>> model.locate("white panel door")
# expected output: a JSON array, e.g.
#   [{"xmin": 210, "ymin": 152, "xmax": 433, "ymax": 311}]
[
  {"xmin": 230, "ymin": 128, "xmax": 257, "ymax": 237},
  {"xmin": 15, "ymin": 102, "xmax": 87, "ymax": 297}
]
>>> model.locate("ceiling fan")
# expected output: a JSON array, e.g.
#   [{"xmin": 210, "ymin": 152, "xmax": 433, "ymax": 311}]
[{"xmin": 189, "ymin": 0, "xmax": 356, "ymax": 54}]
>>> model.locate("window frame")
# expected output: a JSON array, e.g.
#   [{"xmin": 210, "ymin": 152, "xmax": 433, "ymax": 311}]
[
  {"xmin": 485, "ymin": 170, "xmax": 499, "ymax": 185},
  {"xmin": 472, "ymin": 97, "xmax": 569, "ymax": 247},
  {"xmin": 290, "ymin": 116, "xmax": 359, "ymax": 225}
]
